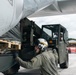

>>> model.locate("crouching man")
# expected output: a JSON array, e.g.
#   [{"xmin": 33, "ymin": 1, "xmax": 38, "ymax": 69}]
[{"xmin": 14, "ymin": 38, "xmax": 59, "ymax": 75}]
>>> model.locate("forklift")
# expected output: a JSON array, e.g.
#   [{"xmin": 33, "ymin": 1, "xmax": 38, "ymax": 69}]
[
  {"xmin": 20, "ymin": 18, "xmax": 69, "ymax": 69},
  {"xmin": 41, "ymin": 24, "xmax": 68, "ymax": 68}
]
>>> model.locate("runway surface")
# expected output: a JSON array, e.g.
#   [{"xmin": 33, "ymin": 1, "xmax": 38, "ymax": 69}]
[{"xmin": 0, "ymin": 54, "xmax": 76, "ymax": 75}]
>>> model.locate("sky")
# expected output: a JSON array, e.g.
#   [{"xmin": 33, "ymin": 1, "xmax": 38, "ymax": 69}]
[{"xmin": 29, "ymin": 14, "xmax": 76, "ymax": 39}]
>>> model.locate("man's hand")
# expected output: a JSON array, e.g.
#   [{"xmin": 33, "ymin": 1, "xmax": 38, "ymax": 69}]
[{"xmin": 12, "ymin": 51, "xmax": 19, "ymax": 58}]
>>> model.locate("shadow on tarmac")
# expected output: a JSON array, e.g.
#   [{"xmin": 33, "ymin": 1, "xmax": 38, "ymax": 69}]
[
  {"xmin": 14, "ymin": 73, "xmax": 40, "ymax": 75},
  {"xmin": 14, "ymin": 68, "xmax": 40, "ymax": 75}
]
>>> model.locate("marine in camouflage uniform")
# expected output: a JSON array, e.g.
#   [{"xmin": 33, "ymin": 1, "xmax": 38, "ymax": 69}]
[{"xmin": 15, "ymin": 38, "xmax": 59, "ymax": 75}]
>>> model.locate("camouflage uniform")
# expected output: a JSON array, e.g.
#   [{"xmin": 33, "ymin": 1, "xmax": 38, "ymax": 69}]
[{"xmin": 16, "ymin": 50, "xmax": 59, "ymax": 75}]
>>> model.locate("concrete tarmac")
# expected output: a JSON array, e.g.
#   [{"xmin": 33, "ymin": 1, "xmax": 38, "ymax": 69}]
[{"xmin": 0, "ymin": 54, "xmax": 76, "ymax": 75}]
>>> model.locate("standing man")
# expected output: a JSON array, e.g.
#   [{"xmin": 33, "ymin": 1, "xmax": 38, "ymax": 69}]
[{"xmin": 14, "ymin": 38, "xmax": 59, "ymax": 75}]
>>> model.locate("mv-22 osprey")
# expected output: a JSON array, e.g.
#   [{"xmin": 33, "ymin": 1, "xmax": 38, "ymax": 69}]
[{"xmin": 0, "ymin": 0, "xmax": 76, "ymax": 75}]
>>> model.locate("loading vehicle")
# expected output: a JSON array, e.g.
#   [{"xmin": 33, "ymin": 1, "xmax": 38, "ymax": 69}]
[
  {"xmin": 0, "ymin": 18, "xmax": 68, "ymax": 75},
  {"xmin": 20, "ymin": 18, "xmax": 69, "ymax": 69},
  {"xmin": 41, "ymin": 24, "xmax": 68, "ymax": 68}
]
